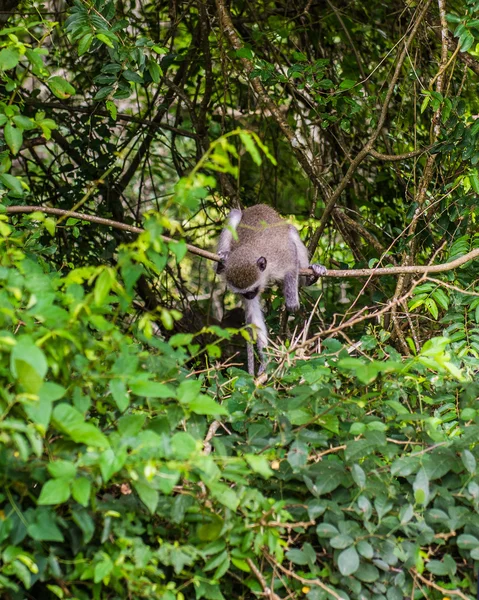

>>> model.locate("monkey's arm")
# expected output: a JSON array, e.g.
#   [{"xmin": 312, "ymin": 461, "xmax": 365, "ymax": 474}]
[{"xmin": 216, "ymin": 209, "xmax": 242, "ymax": 273}]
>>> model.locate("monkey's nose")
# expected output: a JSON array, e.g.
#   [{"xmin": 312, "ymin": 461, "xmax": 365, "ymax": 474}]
[{"xmin": 242, "ymin": 288, "xmax": 259, "ymax": 300}]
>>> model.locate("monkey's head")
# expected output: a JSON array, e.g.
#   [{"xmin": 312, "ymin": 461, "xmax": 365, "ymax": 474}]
[{"xmin": 224, "ymin": 254, "xmax": 267, "ymax": 300}]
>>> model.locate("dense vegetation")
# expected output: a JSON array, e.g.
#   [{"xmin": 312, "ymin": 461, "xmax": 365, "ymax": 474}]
[{"xmin": 2, "ymin": 0, "xmax": 479, "ymax": 598}]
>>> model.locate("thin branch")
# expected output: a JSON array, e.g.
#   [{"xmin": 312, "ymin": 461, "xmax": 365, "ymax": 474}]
[
  {"xmin": 25, "ymin": 100, "xmax": 199, "ymax": 139},
  {"xmin": 264, "ymin": 552, "xmax": 343, "ymax": 600},
  {"xmin": 411, "ymin": 569, "xmax": 473, "ymax": 600},
  {"xmin": 7, "ymin": 205, "xmax": 479, "ymax": 277},
  {"xmin": 368, "ymin": 146, "xmax": 432, "ymax": 161},
  {"xmin": 246, "ymin": 559, "xmax": 282, "ymax": 600}
]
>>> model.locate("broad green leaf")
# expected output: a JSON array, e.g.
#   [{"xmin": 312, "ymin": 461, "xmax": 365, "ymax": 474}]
[
  {"xmin": 170, "ymin": 431, "xmax": 197, "ymax": 459},
  {"xmin": 48, "ymin": 460, "xmax": 77, "ymax": 480},
  {"xmin": 48, "ymin": 76, "xmax": 76, "ymax": 99},
  {"xmin": 72, "ymin": 477, "xmax": 91, "ymax": 507},
  {"xmin": 207, "ymin": 482, "xmax": 239, "ymax": 511},
  {"xmin": 134, "ymin": 481, "xmax": 159, "ymax": 514},
  {"xmin": 461, "ymin": 449, "xmax": 476, "ymax": 474},
  {"xmin": 285, "ymin": 549, "xmax": 308, "ymax": 565},
  {"xmin": 38, "ymin": 478, "xmax": 71, "ymax": 505},
  {"xmin": 0, "ymin": 47, "xmax": 19, "ymax": 70},
  {"xmin": 5, "ymin": 122, "xmax": 23, "ymax": 155},
  {"xmin": 78, "ymin": 33, "xmax": 93, "ymax": 56},
  {"xmin": 338, "ymin": 546, "xmax": 360, "ymax": 576},
  {"xmin": 0, "ymin": 173, "xmax": 23, "ymax": 194},
  {"xmin": 130, "ymin": 380, "xmax": 175, "ymax": 398},
  {"xmin": 109, "ymin": 379, "xmax": 129, "ymax": 411},
  {"xmin": 244, "ymin": 455, "xmax": 273, "ymax": 479},
  {"xmin": 189, "ymin": 395, "xmax": 228, "ymax": 416},
  {"xmin": 52, "ymin": 403, "xmax": 109, "ymax": 447},
  {"xmin": 11, "ymin": 336, "xmax": 48, "ymax": 393}
]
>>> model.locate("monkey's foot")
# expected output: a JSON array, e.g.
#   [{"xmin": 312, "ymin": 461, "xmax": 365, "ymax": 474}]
[
  {"xmin": 286, "ymin": 301, "xmax": 300, "ymax": 313},
  {"xmin": 307, "ymin": 263, "xmax": 327, "ymax": 284}
]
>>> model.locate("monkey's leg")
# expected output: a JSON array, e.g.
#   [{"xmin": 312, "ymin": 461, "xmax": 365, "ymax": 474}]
[
  {"xmin": 244, "ymin": 296, "xmax": 268, "ymax": 375},
  {"xmin": 283, "ymin": 270, "xmax": 300, "ymax": 312}
]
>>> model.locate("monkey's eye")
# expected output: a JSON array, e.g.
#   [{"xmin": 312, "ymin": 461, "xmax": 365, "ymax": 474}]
[{"xmin": 242, "ymin": 287, "xmax": 259, "ymax": 300}]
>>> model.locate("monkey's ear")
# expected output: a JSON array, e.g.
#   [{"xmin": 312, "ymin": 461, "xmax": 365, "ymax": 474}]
[{"xmin": 257, "ymin": 257, "xmax": 267, "ymax": 272}]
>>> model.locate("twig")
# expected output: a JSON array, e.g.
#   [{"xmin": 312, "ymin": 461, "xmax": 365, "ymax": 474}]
[
  {"xmin": 203, "ymin": 421, "xmax": 220, "ymax": 455},
  {"xmin": 246, "ymin": 559, "xmax": 282, "ymax": 600},
  {"xmin": 411, "ymin": 569, "xmax": 473, "ymax": 600},
  {"xmin": 6, "ymin": 205, "xmax": 479, "ymax": 278},
  {"xmin": 264, "ymin": 552, "xmax": 343, "ymax": 600}
]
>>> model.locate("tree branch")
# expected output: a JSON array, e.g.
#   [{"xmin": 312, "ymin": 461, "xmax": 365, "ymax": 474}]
[{"xmin": 7, "ymin": 205, "xmax": 479, "ymax": 278}]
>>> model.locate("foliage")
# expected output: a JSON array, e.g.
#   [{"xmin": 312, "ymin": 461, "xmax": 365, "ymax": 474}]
[{"xmin": 2, "ymin": 0, "xmax": 479, "ymax": 599}]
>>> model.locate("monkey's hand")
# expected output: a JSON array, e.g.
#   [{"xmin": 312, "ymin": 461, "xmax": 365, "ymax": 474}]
[
  {"xmin": 306, "ymin": 263, "xmax": 327, "ymax": 285},
  {"xmin": 215, "ymin": 251, "xmax": 230, "ymax": 274}
]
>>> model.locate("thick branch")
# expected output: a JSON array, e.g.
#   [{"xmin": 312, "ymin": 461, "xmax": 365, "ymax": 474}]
[{"xmin": 7, "ymin": 205, "xmax": 479, "ymax": 278}]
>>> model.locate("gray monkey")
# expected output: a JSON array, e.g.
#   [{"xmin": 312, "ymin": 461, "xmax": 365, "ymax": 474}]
[{"xmin": 216, "ymin": 204, "xmax": 326, "ymax": 375}]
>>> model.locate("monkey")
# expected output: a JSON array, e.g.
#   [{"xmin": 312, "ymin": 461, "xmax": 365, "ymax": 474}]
[{"xmin": 216, "ymin": 204, "xmax": 326, "ymax": 375}]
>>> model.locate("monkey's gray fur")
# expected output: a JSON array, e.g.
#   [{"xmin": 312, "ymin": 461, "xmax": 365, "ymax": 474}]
[{"xmin": 216, "ymin": 204, "xmax": 326, "ymax": 375}]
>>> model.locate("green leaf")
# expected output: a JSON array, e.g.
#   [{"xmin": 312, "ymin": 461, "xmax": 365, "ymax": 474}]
[
  {"xmin": 239, "ymin": 131, "xmax": 262, "ymax": 166},
  {"xmin": 134, "ymin": 481, "xmax": 159, "ymax": 514},
  {"xmin": 461, "ymin": 449, "xmax": 476, "ymax": 474},
  {"xmin": 11, "ymin": 336, "xmax": 48, "ymax": 393},
  {"xmin": 130, "ymin": 380, "xmax": 176, "ymax": 398},
  {"xmin": 148, "ymin": 60, "xmax": 162, "ymax": 83},
  {"xmin": 38, "ymin": 478, "xmax": 71, "ymax": 505},
  {"xmin": 27, "ymin": 508, "xmax": 64, "ymax": 541},
  {"xmin": 5, "ymin": 122, "xmax": 23, "ymax": 155},
  {"xmin": 94, "ymin": 268, "xmax": 115, "ymax": 306},
  {"xmin": 12, "ymin": 115, "xmax": 35, "ymax": 130},
  {"xmin": 236, "ymin": 47, "xmax": 253, "ymax": 59},
  {"xmin": 78, "ymin": 33, "xmax": 93, "ymax": 56},
  {"xmin": 244, "ymin": 455, "xmax": 273, "ymax": 479},
  {"xmin": 105, "ymin": 99, "xmax": 117, "ymax": 120},
  {"xmin": 52, "ymin": 403, "xmax": 109, "ymax": 447},
  {"xmin": 207, "ymin": 482, "xmax": 239, "ymax": 510},
  {"xmin": 96, "ymin": 33, "xmax": 114, "ymax": 48},
  {"xmin": 285, "ymin": 549, "xmax": 308, "ymax": 565},
  {"xmin": 338, "ymin": 546, "xmax": 360, "ymax": 576},
  {"xmin": 189, "ymin": 395, "xmax": 228, "ymax": 416},
  {"xmin": 457, "ymin": 534, "xmax": 479, "ymax": 549},
  {"xmin": 48, "ymin": 76, "xmax": 76, "ymax": 99},
  {"xmin": 72, "ymin": 477, "xmax": 91, "ymax": 507},
  {"xmin": 99, "ymin": 447, "xmax": 125, "ymax": 482},
  {"xmin": 0, "ymin": 173, "xmax": 23, "ymax": 194},
  {"xmin": 48, "ymin": 460, "xmax": 77, "ymax": 480},
  {"xmin": 24, "ymin": 382, "xmax": 65, "ymax": 428},
  {"xmin": 94, "ymin": 556, "xmax": 113, "ymax": 583},
  {"xmin": 330, "ymin": 534, "xmax": 354, "ymax": 549},
  {"xmin": 170, "ymin": 432, "xmax": 197, "ymax": 459},
  {"xmin": 109, "ymin": 379, "xmax": 129, "ymax": 411},
  {"xmin": 0, "ymin": 47, "xmax": 20, "ymax": 70}
]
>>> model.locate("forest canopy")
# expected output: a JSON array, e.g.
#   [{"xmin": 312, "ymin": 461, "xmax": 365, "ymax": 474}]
[{"xmin": 2, "ymin": 0, "xmax": 479, "ymax": 599}]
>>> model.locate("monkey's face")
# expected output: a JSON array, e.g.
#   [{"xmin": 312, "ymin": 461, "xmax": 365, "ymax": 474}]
[{"xmin": 224, "ymin": 255, "xmax": 267, "ymax": 300}]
